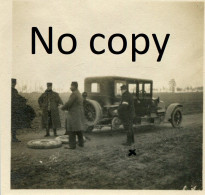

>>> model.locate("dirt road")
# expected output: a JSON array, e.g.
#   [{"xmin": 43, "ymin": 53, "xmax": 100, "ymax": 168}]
[{"xmin": 11, "ymin": 113, "xmax": 202, "ymax": 189}]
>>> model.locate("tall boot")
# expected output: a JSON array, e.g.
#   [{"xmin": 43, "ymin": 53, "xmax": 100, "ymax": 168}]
[
  {"xmin": 126, "ymin": 131, "xmax": 132, "ymax": 145},
  {"xmin": 130, "ymin": 125, "xmax": 135, "ymax": 143},
  {"xmin": 45, "ymin": 128, "xmax": 50, "ymax": 137},
  {"xmin": 132, "ymin": 132, "xmax": 135, "ymax": 143},
  {"xmin": 12, "ymin": 128, "xmax": 21, "ymax": 142},
  {"xmin": 77, "ymin": 131, "xmax": 84, "ymax": 147},
  {"xmin": 53, "ymin": 128, "xmax": 57, "ymax": 136},
  {"xmin": 66, "ymin": 131, "xmax": 76, "ymax": 149},
  {"xmin": 122, "ymin": 123, "xmax": 131, "ymax": 146}
]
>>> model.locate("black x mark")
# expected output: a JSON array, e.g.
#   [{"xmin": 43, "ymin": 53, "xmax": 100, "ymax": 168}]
[{"xmin": 128, "ymin": 149, "xmax": 136, "ymax": 156}]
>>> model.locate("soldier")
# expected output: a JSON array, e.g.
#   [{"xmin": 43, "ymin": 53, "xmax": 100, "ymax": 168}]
[
  {"xmin": 11, "ymin": 78, "xmax": 36, "ymax": 142},
  {"xmin": 38, "ymin": 83, "xmax": 63, "ymax": 137},
  {"xmin": 61, "ymin": 82, "xmax": 85, "ymax": 149},
  {"xmin": 118, "ymin": 85, "xmax": 135, "ymax": 146}
]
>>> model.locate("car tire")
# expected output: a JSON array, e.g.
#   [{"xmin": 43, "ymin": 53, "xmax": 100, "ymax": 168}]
[
  {"xmin": 27, "ymin": 139, "xmax": 62, "ymax": 149},
  {"xmin": 84, "ymin": 99, "xmax": 102, "ymax": 129},
  {"xmin": 171, "ymin": 107, "xmax": 183, "ymax": 128}
]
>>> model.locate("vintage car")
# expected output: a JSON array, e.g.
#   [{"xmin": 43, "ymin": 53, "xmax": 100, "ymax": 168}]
[{"xmin": 83, "ymin": 76, "xmax": 183, "ymax": 131}]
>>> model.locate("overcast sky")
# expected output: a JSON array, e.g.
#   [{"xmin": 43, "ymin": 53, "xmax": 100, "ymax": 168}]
[{"xmin": 13, "ymin": 0, "xmax": 204, "ymax": 92}]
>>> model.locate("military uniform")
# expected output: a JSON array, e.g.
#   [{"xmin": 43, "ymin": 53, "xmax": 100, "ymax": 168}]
[
  {"xmin": 38, "ymin": 83, "xmax": 63, "ymax": 136},
  {"xmin": 11, "ymin": 79, "xmax": 36, "ymax": 142},
  {"xmin": 118, "ymin": 86, "xmax": 135, "ymax": 145},
  {"xmin": 62, "ymin": 82, "xmax": 85, "ymax": 149}
]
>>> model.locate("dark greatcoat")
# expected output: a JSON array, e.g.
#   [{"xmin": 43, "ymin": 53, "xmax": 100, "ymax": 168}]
[
  {"xmin": 38, "ymin": 90, "xmax": 63, "ymax": 129},
  {"xmin": 62, "ymin": 89, "xmax": 85, "ymax": 132},
  {"xmin": 118, "ymin": 90, "xmax": 135, "ymax": 123},
  {"xmin": 11, "ymin": 87, "xmax": 36, "ymax": 129}
]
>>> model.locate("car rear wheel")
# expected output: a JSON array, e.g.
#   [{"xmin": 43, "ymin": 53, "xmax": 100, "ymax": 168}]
[
  {"xmin": 171, "ymin": 107, "xmax": 182, "ymax": 128},
  {"xmin": 84, "ymin": 99, "xmax": 102, "ymax": 131}
]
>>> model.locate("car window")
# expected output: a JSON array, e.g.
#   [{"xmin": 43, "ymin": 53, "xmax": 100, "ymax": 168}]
[
  {"xmin": 115, "ymin": 80, "xmax": 126, "ymax": 96},
  {"xmin": 128, "ymin": 84, "xmax": 136, "ymax": 94},
  {"xmin": 91, "ymin": 83, "xmax": 100, "ymax": 93},
  {"xmin": 144, "ymin": 83, "xmax": 151, "ymax": 94},
  {"xmin": 139, "ymin": 83, "xmax": 143, "ymax": 91}
]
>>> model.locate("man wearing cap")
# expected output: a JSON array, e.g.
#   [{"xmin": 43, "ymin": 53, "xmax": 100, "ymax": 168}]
[
  {"xmin": 38, "ymin": 83, "xmax": 63, "ymax": 137},
  {"xmin": 118, "ymin": 85, "xmax": 135, "ymax": 146},
  {"xmin": 11, "ymin": 78, "xmax": 36, "ymax": 142},
  {"xmin": 61, "ymin": 82, "xmax": 85, "ymax": 149}
]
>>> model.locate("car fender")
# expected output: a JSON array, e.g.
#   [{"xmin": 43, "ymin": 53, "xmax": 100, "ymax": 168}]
[{"xmin": 164, "ymin": 103, "xmax": 183, "ymax": 122}]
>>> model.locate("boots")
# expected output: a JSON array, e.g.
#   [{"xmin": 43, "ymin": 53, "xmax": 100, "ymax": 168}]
[
  {"xmin": 45, "ymin": 128, "xmax": 50, "ymax": 137},
  {"xmin": 12, "ymin": 128, "xmax": 21, "ymax": 142},
  {"xmin": 122, "ymin": 122, "xmax": 133, "ymax": 146},
  {"xmin": 122, "ymin": 131, "xmax": 134, "ymax": 146},
  {"xmin": 53, "ymin": 128, "xmax": 57, "ymax": 136},
  {"xmin": 12, "ymin": 136, "xmax": 21, "ymax": 142},
  {"xmin": 130, "ymin": 127, "xmax": 135, "ymax": 143},
  {"xmin": 77, "ymin": 131, "xmax": 84, "ymax": 147},
  {"xmin": 66, "ymin": 131, "xmax": 76, "ymax": 149},
  {"xmin": 127, "ymin": 131, "xmax": 133, "ymax": 145}
]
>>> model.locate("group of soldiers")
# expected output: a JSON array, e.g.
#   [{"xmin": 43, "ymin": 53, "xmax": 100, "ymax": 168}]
[
  {"xmin": 38, "ymin": 81, "xmax": 85, "ymax": 149},
  {"xmin": 11, "ymin": 78, "xmax": 135, "ymax": 148}
]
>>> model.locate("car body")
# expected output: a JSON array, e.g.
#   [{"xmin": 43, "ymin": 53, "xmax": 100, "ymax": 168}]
[{"xmin": 83, "ymin": 76, "xmax": 183, "ymax": 130}]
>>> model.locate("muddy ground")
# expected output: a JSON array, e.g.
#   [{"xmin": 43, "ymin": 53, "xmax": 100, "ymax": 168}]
[{"xmin": 11, "ymin": 113, "xmax": 202, "ymax": 189}]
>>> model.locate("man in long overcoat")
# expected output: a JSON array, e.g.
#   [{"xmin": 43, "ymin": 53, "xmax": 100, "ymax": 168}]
[
  {"xmin": 61, "ymin": 82, "xmax": 85, "ymax": 149},
  {"xmin": 11, "ymin": 78, "xmax": 36, "ymax": 142},
  {"xmin": 118, "ymin": 85, "xmax": 135, "ymax": 146},
  {"xmin": 38, "ymin": 83, "xmax": 63, "ymax": 136}
]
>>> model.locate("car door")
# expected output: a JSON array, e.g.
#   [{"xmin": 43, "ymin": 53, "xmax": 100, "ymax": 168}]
[{"xmin": 135, "ymin": 82, "xmax": 152, "ymax": 116}]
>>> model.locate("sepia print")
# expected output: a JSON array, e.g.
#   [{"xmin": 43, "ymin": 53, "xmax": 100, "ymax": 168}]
[{"xmin": 8, "ymin": 0, "xmax": 203, "ymax": 191}]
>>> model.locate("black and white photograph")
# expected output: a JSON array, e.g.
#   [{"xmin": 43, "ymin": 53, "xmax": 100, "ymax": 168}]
[{"xmin": 0, "ymin": 0, "xmax": 204, "ymax": 193}]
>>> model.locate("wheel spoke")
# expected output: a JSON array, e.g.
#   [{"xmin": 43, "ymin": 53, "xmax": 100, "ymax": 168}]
[
  {"xmin": 84, "ymin": 102, "xmax": 96, "ymax": 122},
  {"xmin": 174, "ymin": 111, "xmax": 181, "ymax": 125}
]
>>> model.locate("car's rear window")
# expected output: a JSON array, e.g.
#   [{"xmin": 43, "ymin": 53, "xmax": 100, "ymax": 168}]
[{"xmin": 91, "ymin": 83, "xmax": 100, "ymax": 93}]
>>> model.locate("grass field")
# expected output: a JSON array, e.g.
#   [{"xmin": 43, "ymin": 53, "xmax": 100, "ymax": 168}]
[{"xmin": 11, "ymin": 114, "xmax": 202, "ymax": 189}]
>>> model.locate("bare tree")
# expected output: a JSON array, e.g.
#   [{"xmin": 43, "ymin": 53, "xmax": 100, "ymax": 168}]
[{"xmin": 169, "ymin": 79, "xmax": 176, "ymax": 93}]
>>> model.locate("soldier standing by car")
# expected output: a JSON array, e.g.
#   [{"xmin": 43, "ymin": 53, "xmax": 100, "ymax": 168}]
[
  {"xmin": 11, "ymin": 78, "xmax": 36, "ymax": 142},
  {"xmin": 38, "ymin": 83, "xmax": 63, "ymax": 137},
  {"xmin": 61, "ymin": 82, "xmax": 85, "ymax": 149},
  {"xmin": 118, "ymin": 85, "xmax": 135, "ymax": 146}
]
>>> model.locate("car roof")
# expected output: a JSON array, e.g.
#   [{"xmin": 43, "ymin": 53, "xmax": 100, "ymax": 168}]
[{"xmin": 85, "ymin": 76, "xmax": 153, "ymax": 82}]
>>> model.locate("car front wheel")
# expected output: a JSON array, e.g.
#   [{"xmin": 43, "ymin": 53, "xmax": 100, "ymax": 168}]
[{"xmin": 171, "ymin": 107, "xmax": 182, "ymax": 128}]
